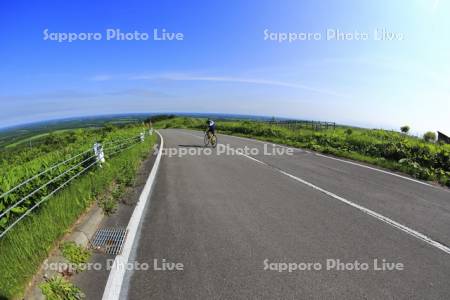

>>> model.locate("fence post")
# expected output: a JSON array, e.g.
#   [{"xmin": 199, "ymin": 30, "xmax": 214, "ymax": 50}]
[{"xmin": 93, "ymin": 142, "xmax": 105, "ymax": 165}]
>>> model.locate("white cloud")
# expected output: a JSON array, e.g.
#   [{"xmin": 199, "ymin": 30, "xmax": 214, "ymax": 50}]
[
  {"xmin": 129, "ymin": 73, "xmax": 346, "ymax": 97},
  {"xmin": 432, "ymin": 0, "xmax": 440, "ymax": 12}
]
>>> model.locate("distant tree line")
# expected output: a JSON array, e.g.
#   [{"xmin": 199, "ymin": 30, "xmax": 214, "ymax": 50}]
[
  {"xmin": 401, "ymin": 125, "xmax": 438, "ymax": 143},
  {"xmin": 145, "ymin": 114, "xmax": 176, "ymax": 124}
]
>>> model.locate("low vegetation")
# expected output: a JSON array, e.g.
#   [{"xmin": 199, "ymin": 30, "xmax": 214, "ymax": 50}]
[
  {"xmin": 60, "ymin": 241, "xmax": 91, "ymax": 270},
  {"xmin": 39, "ymin": 275, "xmax": 85, "ymax": 300},
  {"xmin": 0, "ymin": 124, "xmax": 155, "ymax": 299},
  {"xmin": 423, "ymin": 131, "xmax": 437, "ymax": 143},
  {"xmin": 155, "ymin": 116, "xmax": 450, "ymax": 187}
]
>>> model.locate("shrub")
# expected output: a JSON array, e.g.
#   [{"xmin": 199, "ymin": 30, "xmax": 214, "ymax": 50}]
[
  {"xmin": 60, "ymin": 241, "xmax": 91, "ymax": 269},
  {"xmin": 400, "ymin": 125, "xmax": 410, "ymax": 134},
  {"xmin": 39, "ymin": 275, "xmax": 85, "ymax": 300},
  {"xmin": 423, "ymin": 131, "xmax": 436, "ymax": 143},
  {"xmin": 98, "ymin": 192, "xmax": 117, "ymax": 215}
]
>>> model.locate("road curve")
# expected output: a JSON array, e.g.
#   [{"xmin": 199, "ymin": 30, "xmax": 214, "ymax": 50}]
[{"xmin": 124, "ymin": 129, "xmax": 450, "ymax": 299}]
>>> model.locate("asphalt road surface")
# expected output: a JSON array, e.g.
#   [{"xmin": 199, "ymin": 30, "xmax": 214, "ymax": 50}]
[{"xmin": 123, "ymin": 129, "xmax": 450, "ymax": 299}]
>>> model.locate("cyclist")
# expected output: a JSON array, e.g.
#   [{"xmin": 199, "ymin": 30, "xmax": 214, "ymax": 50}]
[{"xmin": 206, "ymin": 118, "xmax": 216, "ymax": 137}]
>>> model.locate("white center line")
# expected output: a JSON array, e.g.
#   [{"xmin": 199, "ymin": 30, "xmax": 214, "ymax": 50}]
[
  {"xmin": 175, "ymin": 129, "xmax": 450, "ymax": 254},
  {"xmin": 218, "ymin": 130, "xmax": 438, "ymax": 189},
  {"xmin": 236, "ymin": 152, "xmax": 450, "ymax": 256}
]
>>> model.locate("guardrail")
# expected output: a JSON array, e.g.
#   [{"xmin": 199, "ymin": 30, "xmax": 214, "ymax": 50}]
[{"xmin": 0, "ymin": 129, "xmax": 154, "ymax": 239}]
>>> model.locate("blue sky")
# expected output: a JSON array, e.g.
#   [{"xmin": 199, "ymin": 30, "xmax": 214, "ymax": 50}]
[{"xmin": 0, "ymin": 0, "xmax": 449, "ymax": 134}]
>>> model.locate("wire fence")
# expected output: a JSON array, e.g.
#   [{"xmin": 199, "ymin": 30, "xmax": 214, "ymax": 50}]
[
  {"xmin": 0, "ymin": 153, "xmax": 97, "ymax": 220},
  {"xmin": 0, "ymin": 130, "xmax": 153, "ymax": 239},
  {"xmin": 0, "ymin": 148, "xmax": 92, "ymax": 200}
]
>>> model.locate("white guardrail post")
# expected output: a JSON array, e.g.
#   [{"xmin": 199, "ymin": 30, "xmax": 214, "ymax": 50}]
[{"xmin": 93, "ymin": 142, "xmax": 105, "ymax": 166}]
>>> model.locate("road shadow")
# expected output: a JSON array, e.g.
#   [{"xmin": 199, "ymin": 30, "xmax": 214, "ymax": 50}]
[{"xmin": 178, "ymin": 144, "xmax": 204, "ymax": 148}]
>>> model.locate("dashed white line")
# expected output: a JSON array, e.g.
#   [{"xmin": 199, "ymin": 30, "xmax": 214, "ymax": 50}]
[
  {"xmin": 173, "ymin": 129, "xmax": 450, "ymax": 254},
  {"xmin": 236, "ymin": 152, "xmax": 450, "ymax": 255},
  {"xmin": 227, "ymin": 132, "xmax": 436, "ymax": 188}
]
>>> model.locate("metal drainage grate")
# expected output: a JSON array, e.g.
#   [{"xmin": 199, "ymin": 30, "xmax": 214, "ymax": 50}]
[{"xmin": 90, "ymin": 227, "xmax": 127, "ymax": 255}]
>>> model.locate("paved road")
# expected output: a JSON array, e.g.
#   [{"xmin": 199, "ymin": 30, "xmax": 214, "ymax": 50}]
[{"xmin": 124, "ymin": 129, "xmax": 450, "ymax": 299}]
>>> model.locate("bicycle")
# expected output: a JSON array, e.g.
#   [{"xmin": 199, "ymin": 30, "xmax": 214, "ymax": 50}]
[{"xmin": 204, "ymin": 130, "xmax": 218, "ymax": 148}]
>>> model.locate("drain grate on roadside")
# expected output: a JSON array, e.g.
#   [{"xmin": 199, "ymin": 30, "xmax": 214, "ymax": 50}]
[{"xmin": 90, "ymin": 227, "xmax": 127, "ymax": 255}]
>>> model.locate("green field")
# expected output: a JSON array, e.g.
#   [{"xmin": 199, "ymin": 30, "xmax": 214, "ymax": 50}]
[
  {"xmin": 0, "ymin": 114, "xmax": 150, "ymax": 149},
  {"xmin": 4, "ymin": 129, "xmax": 75, "ymax": 148}
]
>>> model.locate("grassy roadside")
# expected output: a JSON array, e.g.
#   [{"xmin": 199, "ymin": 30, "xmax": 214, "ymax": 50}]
[
  {"xmin": 0, "ymin": 132, "xmax": 156, "ymax": 299},
  {"xmin": 155, "ymin": 116, "xmax": 450, "ymax": 188},
  {"xmin": 0, "ymin": 125, "xmax": 150, "ymax": 232}
]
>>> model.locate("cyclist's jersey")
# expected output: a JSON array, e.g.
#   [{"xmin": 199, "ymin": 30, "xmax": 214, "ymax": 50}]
[{"xmin": 207, "ymin": 120, "xmax": 216, "ymax": 132}]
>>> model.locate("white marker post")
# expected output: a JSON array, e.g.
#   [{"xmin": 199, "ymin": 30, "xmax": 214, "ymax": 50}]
[{"xmin": 93, "ymin": 142, "xmax": 105, "ymax": 166}]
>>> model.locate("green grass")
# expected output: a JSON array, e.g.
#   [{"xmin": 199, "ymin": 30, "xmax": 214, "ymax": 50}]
[
  {"xmin": 0, "ymin": 125, "xmax": 152, "ymax": 230},
  {"xmin": 155, "ymin": 117, "xmax": 450, "ymax": 187},
  {"xmin": 60, "ymin": 242, "xmax": 91, "ymax": 270},
  {"xmin": 39, "ymin": 275, "xmax": 84, "ymax": 300},
  {"xmin": 0, "ymin": 130, "xmax": 155, "ymax": 299}
]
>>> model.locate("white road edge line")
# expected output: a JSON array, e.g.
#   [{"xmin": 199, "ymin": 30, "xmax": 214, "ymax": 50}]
[
  {"xmin": 213, "ymin": 130, "xmax": 437, "ymax": 188},
  {"xmin": 179, "ymin": 129, "xmax": 443, "ymax": 192},
  {"xmin": 166, "ymin": 129, "xmax": 450, "ymax": 254},
  {"xmin": 102, "ymin": 131, "xmax": 164, "ymax": 300},
  {"xmin": 237, "ymin": 152, "xmax": 450, "ymax": 256},
  {"xmin": 314, "ymin": 153, "xmax": 434, "ymax": 187}
]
